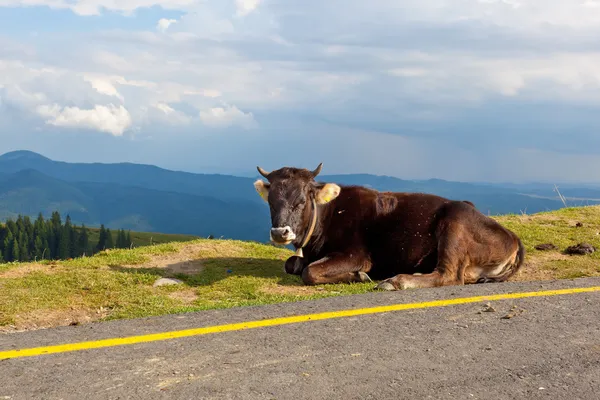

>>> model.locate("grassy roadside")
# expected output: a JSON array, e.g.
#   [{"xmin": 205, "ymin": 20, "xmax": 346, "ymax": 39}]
[{"xmin": 1, "ymin": 206, "xmax": 599, "ymax": 332}]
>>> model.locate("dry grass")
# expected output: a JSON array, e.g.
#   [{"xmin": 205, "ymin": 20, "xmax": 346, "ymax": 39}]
[{"xmin": 1, "ymin": 205, "xmax": 599, "ymax": 332}]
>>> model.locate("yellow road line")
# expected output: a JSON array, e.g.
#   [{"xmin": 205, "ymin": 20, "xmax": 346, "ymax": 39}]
[{"xmin": 2, "ymin": 285, "xmax": 600, "ymax": 361}]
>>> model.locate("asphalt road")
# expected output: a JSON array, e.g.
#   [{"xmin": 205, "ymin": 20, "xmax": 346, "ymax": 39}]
[{"xmin": 1, "ymin": 277, "xmax": 600, "ymax": 400}]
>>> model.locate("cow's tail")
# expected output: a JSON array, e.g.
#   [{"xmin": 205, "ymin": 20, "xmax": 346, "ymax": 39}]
[
  {"xmin": 477, "ymin": 237, "xmax": 526, "ymax": 284},
  {"xmin": 497, "ymin": 237, "xmax": 526, "ymax": 282}
]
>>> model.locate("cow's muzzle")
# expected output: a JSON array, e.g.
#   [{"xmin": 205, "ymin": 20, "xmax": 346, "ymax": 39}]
[{"xmin": 270, "ymin": 226, "xmax": 296, "ymax": 244}]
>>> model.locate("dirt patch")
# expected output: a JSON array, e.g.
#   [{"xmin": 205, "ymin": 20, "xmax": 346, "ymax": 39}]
[
  {"xmin": 0, "ymin": 263, "xmax": 62, "ymax": 279},
  {"xmin": 511, "ymin": 252, "xmax": 572, "ymax": 282},
  {"xmin": 121, "ymin": 243, "xmax": 215, "ymax": 275},
  {"xmin": 0, "ymin": 306, "xmax": 110, "ymax": 333},
  {"xmin": 165, "ymin": 260, "xmax": 205, "ymax": 276},
  {"xmin": 168, "ymin": 289, "xmax": 199, "ymax": 304}
]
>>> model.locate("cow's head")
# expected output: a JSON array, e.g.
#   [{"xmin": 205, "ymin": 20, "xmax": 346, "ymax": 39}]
[{"xmin": 253, "ymin": 163, "xmax": 341, "ymax": 246}]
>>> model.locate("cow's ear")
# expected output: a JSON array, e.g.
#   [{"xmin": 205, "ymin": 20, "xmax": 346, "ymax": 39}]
[
  {"xmin": 254, "ymin": 180, "xmax": 270, "ymax": 202},
  {"xmin": 316, "ymin": 183, "xmax": 341, "ymax": 204}
]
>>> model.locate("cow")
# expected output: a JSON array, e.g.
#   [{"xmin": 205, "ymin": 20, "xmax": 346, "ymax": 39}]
[{"xmin": 253, "ymin": 163, "xmax": 525, "ymax": 291}]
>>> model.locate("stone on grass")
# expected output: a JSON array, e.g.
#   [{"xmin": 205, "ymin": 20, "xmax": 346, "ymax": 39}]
[{"xmin": 153, "ymin": 278, "xmax": 184, "ymax": 287}]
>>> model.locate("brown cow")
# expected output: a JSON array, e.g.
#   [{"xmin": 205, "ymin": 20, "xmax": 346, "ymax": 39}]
[{"xmin": 253, "ymin": 164, "xmax": 525, "ymax": 290}]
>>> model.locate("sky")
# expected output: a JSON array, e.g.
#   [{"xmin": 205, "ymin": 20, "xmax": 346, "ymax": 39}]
[{"xmin": 1, "ymin": 1, "xmax": 600, "ymax": 183}]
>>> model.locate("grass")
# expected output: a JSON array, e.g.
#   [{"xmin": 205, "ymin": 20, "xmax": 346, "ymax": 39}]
[{"xmin": 1, "ymin": 205, "xmax": 599, "ymax": 332}]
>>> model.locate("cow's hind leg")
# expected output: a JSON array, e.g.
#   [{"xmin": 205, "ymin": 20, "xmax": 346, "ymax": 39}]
[
  {"xmin": 375, "ymin": 230, "xmax": 466, "ymax": 291},
  {"xmin": 302, "ymin": 252, "xmax": 373, "ymax": 285}
]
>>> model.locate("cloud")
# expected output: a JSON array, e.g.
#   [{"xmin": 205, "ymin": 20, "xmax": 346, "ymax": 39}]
[
  {"xmin": 36, "ymin": 103, "xmax": 132, "ymax": 136},
  {"xmin": 235, "ymin": 0, "xmax": 261, "ymax": 17},
  {"xmin": 199, "ymin": 104, "xmax": 256, "ymax": 129},
  {"xmin": 2, "ymin": 0, "xmax": 600, "ymax": 181},
  {"xmin": 0, "ymin": 0, "xmax": 196, "ymax": 16},
  {"xmin": 157, "ymin": 18, "xmax": 178, "ymax": 33}
]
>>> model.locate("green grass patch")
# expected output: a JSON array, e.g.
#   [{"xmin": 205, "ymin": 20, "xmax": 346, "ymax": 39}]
[{"xmin": 1, "ymin": 205, "xmax": 600, "ymax": 332}]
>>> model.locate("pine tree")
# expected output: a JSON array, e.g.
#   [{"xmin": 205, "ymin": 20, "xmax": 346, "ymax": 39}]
[
  {"xmin": 24, "ymin": 216, "xmax": 35, "ymax": 256},
  {"xmin": 15, "ymin": 215, "xmax": 24, "ymax": 236},
  {"xmin": 65, "ymin": 215, "xmax": 77, "ymax": 258},
  {"xmin": 126, "ymin": 231, "xmax": 132, "ymax": 248},
  {"xmin": 58, "ymin": 225, "xmax": 70, "ymax": 260},
  {"xmin": 34, "ymin": 236, "xmax": 45, "ymax": 261},
  {"xmin": 0, "ymin": 226, "xmax": 6, "ymax": 256},
  {"xmin": 6, "ymin": 219, "xmax": 17, "ymax": 236},
  {"xmin": 78, "ymin": 225, "xmax": 89, "ymax": 257},
  {"xmin": 106, "ymin": 229, "xmax": 114, "ymax": 249},
  {"xmin": 18, "ymin": 232, "xmax": 29, "ymax": 262},
  {"xmin": 96, "ymin": 224, "xmax": 107, "ymax": 252},
  {"xmin": 3, "ymin": 231, "xmax": 13, "ymax": 262},
  {"xmin": 115, "ymin": 229, "xmax": 122, "ymax": 248},
  {"xmin": 117, "ymin": 229, "xmax": 129, "ymax": 248},
  {"xmin": 11, "ymin": 237, "xmax": 20, "ymax": 263},
  {"xmin": 50, "ymin": 211, "xmax": 62, "ymax": 259}
]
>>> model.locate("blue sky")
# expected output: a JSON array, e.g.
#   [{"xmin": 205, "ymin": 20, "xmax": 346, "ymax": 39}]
[{"xmin": 1, "ymin": 0, "xmax": 600, "ymax": 183}]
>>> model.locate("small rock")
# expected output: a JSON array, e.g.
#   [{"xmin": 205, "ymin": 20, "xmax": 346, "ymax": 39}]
[
  {"xmin": 534, "ymin": 243, "xmax": 557, "ymax": 251},
  {"xmin": 575, "ymin": 222, "xmax": 583, "ymax": 228},
  {"xmin": 153, "ymin": 278, "xmax": 184, "ymax": 287},
  {"xmin": 482, "ymin": 303, "xmax": 496, "ymax": 313},
  {"xmin": 565, "ymin": 243, "xmax": 596, "ymax": 255},
  {"xmin": 502, "ymin": 306, "xmax": 525, "ymax": 319}
]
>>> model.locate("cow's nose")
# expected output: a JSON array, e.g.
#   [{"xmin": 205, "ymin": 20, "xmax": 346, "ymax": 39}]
[{"xmin": 270, "ymin": 226, "xmax": 294, "ymax": 242}]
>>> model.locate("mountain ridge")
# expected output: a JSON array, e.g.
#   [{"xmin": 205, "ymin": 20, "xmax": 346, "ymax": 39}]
[{"xmin": 1, "ymin": 150, "xmax": 600, "ymax": 241}]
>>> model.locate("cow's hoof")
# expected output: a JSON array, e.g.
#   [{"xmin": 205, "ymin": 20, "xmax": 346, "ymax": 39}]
[
  {"xmin": 375, "ymin": 281, "xmax": 396, "ymax": 291},
  {"xmin": 358, "ymin": 271, "xmax": 373, "ymax": 283}
]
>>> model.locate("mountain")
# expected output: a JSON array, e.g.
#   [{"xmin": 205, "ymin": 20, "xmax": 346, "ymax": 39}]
[
  {"xmin": 0, "ymin": 150, "xmax": 599, "ymax": 241},
  {"xmin": 0, "ymin": 168, "xmax": 270, "ymax": 241},
  {"xmin": 0, "ymin": 150, "xmax": 260, "ymax": 204}
]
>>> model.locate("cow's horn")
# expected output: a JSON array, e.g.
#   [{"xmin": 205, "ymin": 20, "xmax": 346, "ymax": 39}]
[
  {"xmin": 312, "ymin": 163, "xmax": 323, "ymax": 178},
  {"xmin": 257, "ymin": 166, "xmax": 270, "ymax": 178}
]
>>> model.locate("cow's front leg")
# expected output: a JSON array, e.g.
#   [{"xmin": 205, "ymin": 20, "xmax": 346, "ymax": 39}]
[
  {"xmin": 301, "ymin": 252, "xmax": 372, "ymax": 285},
  {"xmin": 284, "ymin": 256, "xmax": 308, "ymax": 275}
]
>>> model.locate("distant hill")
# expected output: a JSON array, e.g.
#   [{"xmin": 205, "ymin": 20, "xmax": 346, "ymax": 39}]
[{"xmin": 1, "ymin": 150, "xmax": 599, "ymax": 241}]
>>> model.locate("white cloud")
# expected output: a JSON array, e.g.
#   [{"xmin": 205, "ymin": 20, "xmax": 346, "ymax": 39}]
[
  {"xmin": 199, "ymin": 104, "xmax": 256, "ymax": 129},
  {"xmin": 153, "ymin": 102, "xmax": 191, "ymax": 125},
  {"xmin": 0, "ymin": 0, "xmax": 196, "ymax": 16},
  {"xmin": 235, "ymin": 0, "xmax": 261, "ymax": 16},
  {"xmin": 36, "ymin": 103, "xmax": 132, "ymax": 136},
  {"xmin": 157, "ymin": 18, "xmax": 178, "ymax": 33},
  {"xmin": 83, "ymin": 75, "xmax": 124, "ymax": 102},
  {"xmin": 3, "ymin": 1, "xmax": 600, "ymax": 181}
]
